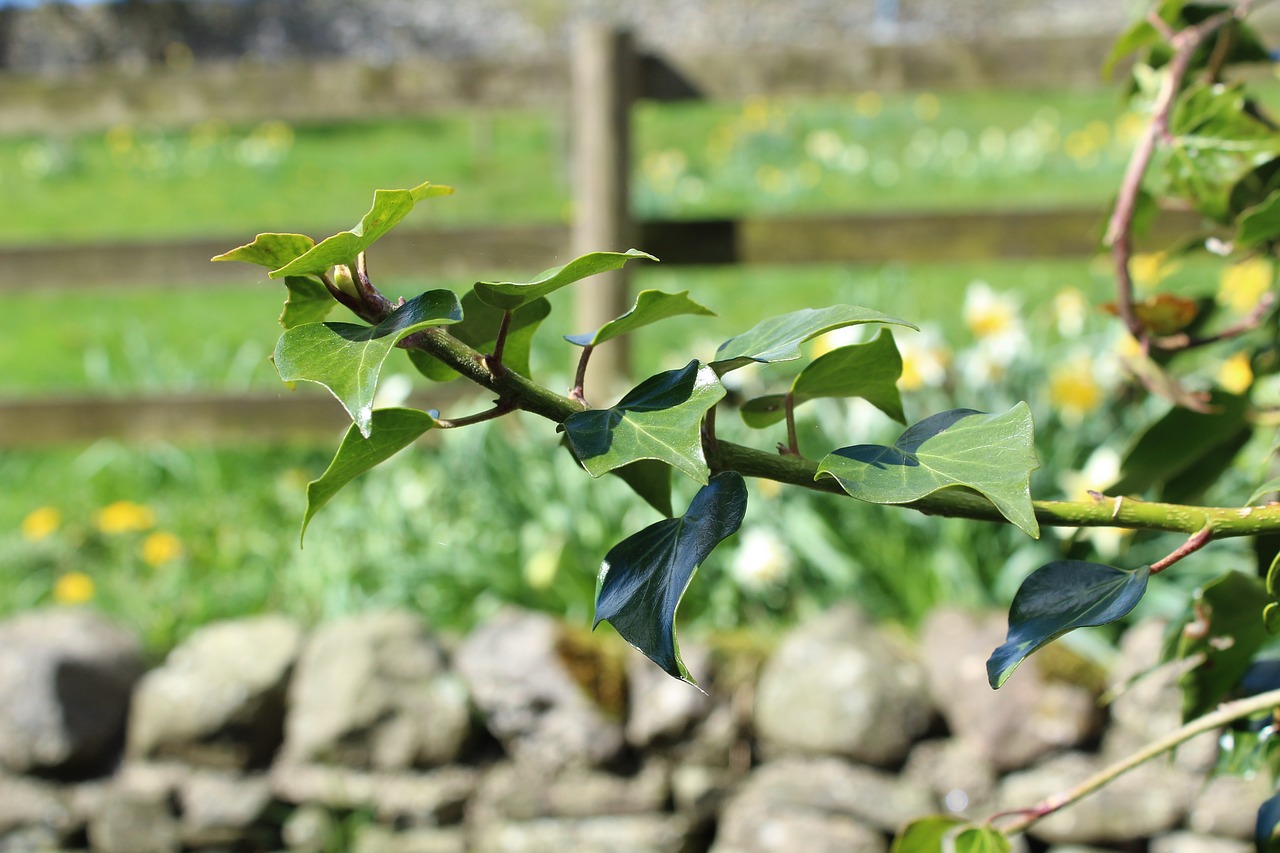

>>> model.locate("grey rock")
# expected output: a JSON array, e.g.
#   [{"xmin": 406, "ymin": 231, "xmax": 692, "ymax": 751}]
[
  {"xmin": 754, "ymin": 605, "xmax": 933, "ymax": 765},
  {"xmin": 177, "ymin": 768, "xmax": 272, "ymax": 847},
  {"xmin": 0, "ymin": 774, "xmax": 72, "ymax": 837},
  {"xmin": 1150, "ymin": 833, "xmax": 1252, "ymax": 853},
  {"xmin": 281, "ymin": 804, "xmax": 338, "ymax": 853},
  {"xmin": 715, "ymin": 756, "xmax": 935, "ymax": 835},
  {"xmin": 626, "ymin": 643, "xmax": 712, "ymax": 748},
  {"xmin": 920, "ymin": 608, "xmax": 1100, "ymax": 771},
  {"xmin": 283, "ymin": 610, "xmax": 470, "ymax": 770},
  {"xmin": 86, "ymin": 790, "xmax": 180, "ymax": 853},
  {"xmin": 0, "ymin": 825, "xmax": 62, "ymax": 853},
  {"xmin": 469, "ymin": 760, "xmax": 668, "ymax": 824},
  {"xmin": 711, "ymin": 804, "xmax": 886, "ymax": 853},
  {"xmin": 670, "ymin": 764, "xmax": 737, "ymax": 824},
  {"xmin": 271, "ymin": 763, "xmax": 477, "ymax": 825},
  {"xmin": 472, "ymin": 816, "xmax": 692, "ymax": 853},
  {"xmin": 127, "ymin": 614, "xmax": 303, "ymax": 769},
  {"xmin": 1188, "ymin": 773, "xmax": 1277, "ymax": 840},
  {"xmin": 902, "ymin": 738, "xmax": 999, "ymax": 818},
  {"xmin": 0, "ymin": 609, "xmax": 143, "ymax": 776},
  {"xmin": 997, "ymin": 751, "xmax": 1197, "ymax": 844},
  {"xmin": 455, "ymin": 609, "xmax": 624, "ymax": 771},
  {"xmin": 354, "ymin": 824, "xmax": 468, "ymax": 853}
]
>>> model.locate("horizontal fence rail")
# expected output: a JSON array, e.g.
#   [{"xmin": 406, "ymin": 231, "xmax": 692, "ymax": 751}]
[{"xmin": 4, "ymin": 207, "xmax": 1202, "ymax": 291}]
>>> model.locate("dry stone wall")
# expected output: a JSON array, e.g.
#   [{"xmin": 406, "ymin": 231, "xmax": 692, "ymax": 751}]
[{"xmin": 0, "ymin": 603, "xmax": 1267, "ymax": 852}]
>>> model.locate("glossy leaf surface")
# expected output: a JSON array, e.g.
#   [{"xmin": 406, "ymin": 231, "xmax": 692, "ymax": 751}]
[
  {"xmin": 1173, "ymin": 571, "xmax": 1270, "ymax": 720},
  {"xmin": 610, "ymin": 459, "xmax": 675, "ymax": 518},
  {"xmin": 987, "ymin": 560, "xmax": 1149, "ymax": 688},
  {"xmin": 566, "ymin": 289, "xmax": 715, "ymax": 347},
  {"xmin": 302, "ymin": 408, "xmax": 435, "ymax": 544},
  {"xmin": 270, "ymin": 182, "xmax": 453, "ymax": 278},
  {"xmin": 1257, "ymin": 790, "xmax": 1280, "ymax": 853},
  {"xmin": 712, "ymin": 305, "xmax": 916, "ymax": 374},
  {"xmin": 473, "ymin": 249, "xmax": 656, "ymax": 311},
  {"xmin": 280, "ymin": 276, "xmax": 335, "ymax": 330},
  {"xmin": 595, "ymin": 472, "xmax": 747, "ymax": 682},
  {"xmin": 410, "ymin": 292, "xmax": 550, "ymax": 381},
  {"xmin": 1111, "ymin": 392, "xmax": 1249, "ymax": 499},
  {"xmin": 211, "ymin": 232, "xmax": 315, "ymax": 269},
  {"xmin": 563, "ymin": 360, "xmax": 725, "ymax": 484},
  {"xmin": 274, "ymin": 290, "xmax": 462, "ymax": 437},
  {"xmin": 817, "ymin": 404, "xmax": 1040, "ymax": 537},
  {"xmin": 742, "ymin": 329, "xmax": 905, "ymax": 427}
]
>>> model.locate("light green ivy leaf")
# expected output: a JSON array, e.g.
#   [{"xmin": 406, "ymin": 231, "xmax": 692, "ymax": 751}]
[
  {"xmin": 473, "ymin": 249, "xmax": 657, "ymax": 311},
  {"xmin": 302, "ymin": 407, "xmax": 436, "ymax": 544},
  {"xmin": 280, "ymin": 276, "xmax": 336, "ymax": 330},
  {"xmin": 269, "ymin": 181, "xmax": 453, "ymax": 278},
  {"xmin": 211, "ymin": 232, "xmax": 316, "ymax": 269},
  {"xmin": 566, "ymin": 289, "xmax": 715, "ymax": 347},
  {"xmin": 816, "ymin": 403, "xmax": 1040, "ymax": 538},
  {"xmin": 274, "ymin": 289, "xmax": 462, "ymax": 437},
  {"xmin": 712, "ymin": 305, "xmax": 917, "ymax": 374},
  {"xmin": 562, "ymin": 360, "xmax": 725, "ymax": 484}
]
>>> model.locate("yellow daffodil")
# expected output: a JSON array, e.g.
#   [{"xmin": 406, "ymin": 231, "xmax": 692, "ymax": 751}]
[{"xmin": 1048, "ymin": 355, "xmax": 1104, "ymax": 426}]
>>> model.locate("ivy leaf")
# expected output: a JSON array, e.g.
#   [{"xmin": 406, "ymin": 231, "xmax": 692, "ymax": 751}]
[
  {"xmin": 741, "ymin": 329, "xmax": 906, "ymax": 428},
  {"xmin": 562, "ymin": 360, "xmax": 725, "ymax": 484},
  {"xmin": 1257, "ymin": 791, "xmax": 1280, "ymax": 853},
  {"xmin": 211, "ymin": 232, "xmax": 315, "ymax": 269},
  {"xmin": 409, "ymin": 292, "xmax": 550, "ymax": 382},
  {"xmin": 891, "ymin": 816, "xmax": 967, "ymax": 853},
  {"xmin": 816, "ymin": 404, "xmax": 1040, "ymax": 538},
  {"xmin": 1111, "ymin": 392, "xmax": 1249, "ymax": 499},
  {"xmin": 1172, "ymin": 571, "xmax": 1270, "ymax": 720},
  {"xmin": 987, "ymin": 561, "xmax": 1150, "ymax": 688},
  {"xmin": 610, "ymin": 459, "xmax": 674, "ymax": 518},
  {"xmin": 1253, "ymin": 477, "xmax": 1280, "ymax": 506},
  {"xmin": 953, "ymin": 827, "xmax": 1011, "ymax": 853},
  {"xmin": 595, "ymin": 471, "xmax": 747, "ymax": 683},
  {"xmin": 302, "ymin": 408, "xmax": 435, "ymax": 545},
  {"xmin": 274, "ymin": 290, "xmax": 462, "ymax": 437},
  {"xmin": 473, "ymin": 249, "xmax": 657, "ymax": 311},
  {"xmin": 280, "ymin": 276, "xmax": 335, "ymax": 330},
  {"xmin": 711, "ymin": 305, "xmax": 917, "ymax": 374},
  {"xmin": 565, "ymin": 289, "xmax": 715, "ymax": 347},
  {"xmin": 269, "ymin": 181, "xmax": 453, "ymax": 278},
  {"xmin": 1238, "ymin": 189, "xmax": 1280, "ymax": 247}
]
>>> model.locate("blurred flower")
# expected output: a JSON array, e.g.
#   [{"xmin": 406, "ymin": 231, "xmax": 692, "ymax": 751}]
[
  {"xmin": 1130, "ymin": 251, "xmax": 1178, "ymax": 291},
  {"xmin": 913, "ymin": 92, "xmax": 941, "ymax": 122},
  {"xmin": 1114, "ymin": 111, "xmax": 1146, "ymax": 146},
  {"xmin": 21, "ymin": 507, "xmax": 60, "ymax": 541},
  {"xmin": 897, "ymin": 326, "xmax": 951, "ymax": 391},
  {"xmin": 524, "ymin": 538, "xmax": 562, "ymax": 590},
  {"xmin": 810, "ymin": 324, "xmax": 865, "ymax": 358},
  {"xmin": 731, "ymin": 527, "xmax": 793, "ymax": 590},
  {"xmin": 53, "ymin": 572, "xmax": 95, "ymax": 605},
  {"xmin": 1064, "ymin": 130, "xmax": 1097, "ymax": 164},
  {"xmin": 1084, "ymin": 120, "xmax": 1111, "ymax": 149},
  {"xmin": 804, "ymin": 129, "xmax": 843, "ymax": 166},
  {"xmin": 854, "ymin": 91, "xmax": 883, "ymax": 118},
  {"xmin": 1218, "ymin": 257, "xmax": 1273, "ymax": 314},
  {"xmin": 963, "ymin": 281, "xmax": 1022, "ymax": 341},
  {"xmin": 104, "ymin": 125, "xmax": 134, "ymax": 158},
  {"xmin": 95, "ymin": 500, "xmax": 155, "ymax": 534},
  {"xmin": 755, "ymin": 165, "xmax": 790, "ymax": 194},
  {"xmin": 1218, "ymin": 351, "xmax": 1254, "ymax": 395},
  {"xmin": 1048, "ymin": 352, "xmax": 1104, "ymax": 426},
  {"xmin": 742, "ymin": 96, "xmax": 771, "ymax": 130},
  {"xmin": 1053, "ymin": 287, "xmax": 1090, "ymax": 338},
  {"xmin": 1057, "ymin": 447, "xmax": 1132, "ymax": 558},
  {"xmin": 978, "ymin": 126, "xmax": 1007, "ymax": 160},
  {"xmin": 141, "ymin": 531, "xmax": 184, "ymax": 567}
]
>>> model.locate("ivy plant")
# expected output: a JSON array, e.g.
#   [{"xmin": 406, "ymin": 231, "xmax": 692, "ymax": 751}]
[{"xmin": 217, "ymin": 2, "xmax": 1280, "ymax": 850}]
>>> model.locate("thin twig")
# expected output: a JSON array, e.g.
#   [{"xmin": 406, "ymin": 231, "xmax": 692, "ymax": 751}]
[
  {"xmin": 486, "ymin": 310, "xmax": 514, "ymax": 378},
  {"xmin": 571, "ymin": 345, "xmax": 594, "ymax": 406},
  {"xmin": 1151, "ymin": 291, "xmax": 1277, "ymax": 351},
  {"xmin": 993, "ymin": 684, "xmax": 1280, "ymax": 836},
  {"xmin": 702, "ymin": 404, "xmax": 719, "ymax": 459},
  {"xmin": 1150, "ymin": 522, "xmax": 1214, "ymax": 574},
  {"xmin": 432, "ymin": 400, "xmax": 516, "ymax": 429},
  {"xmin": 353, "ymin": 252, "xmax": 393, "ymax": 319},
  {"xmin": 782, "ymin": 392, "xmax": 801, "ymax": 456}
]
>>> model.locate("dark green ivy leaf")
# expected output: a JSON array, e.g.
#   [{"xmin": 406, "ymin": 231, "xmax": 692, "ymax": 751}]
[
  {"xmin": 817, "ymin": 404, "xmax": 1040, "ymax": 538},
  {"xmin": 473, "ymin": 249, "xmax": 656, "ymax": 311},
  {"xmin": 595, "ymin": 471, "xmax": 748, "ymax": 683},
  {"xmin": 987, "ymin": 560, "xmax": 1150, "ymax": 688},
  {"xmin": 565, "ymin": 289, "xmax": 715, "ymax": 347},
  {"xmin": 1238, "ymin": 189, "xmax": 1280, "ymax": 247},
  {"xmin": 280, "ymin": 276, "xmax": 335, "ymax": 330},
  {"xmin": 712, "ymin": 305, "xmax": 917, "ymax": 374},
  {"xmin": 562, "ymin": 360, "xmax": 725, "ymax": 484},
  {"xmin": 301, "ymin": 407, "xmax": 435, "ymax": 544},
  {"xmin": 274, "ymin": 290, "xmax": 462, "ymax": 437},
  {"xmin": 1257, "ymin": 790, "xmax": 1280, "ymax": 853},
  {"xmin": 1110, "ymin": 392, "xmax": 1249, "ymax": 499}
]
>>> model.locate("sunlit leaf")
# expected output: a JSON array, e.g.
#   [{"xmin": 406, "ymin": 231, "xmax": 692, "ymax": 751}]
[
  {"xmin": 409, "ymin": 292, "xmax": 550, "ymax": 381},
  {"xmin": 891, "ymin": 816, "xmax": 967, "ymax": 853},
  {"xmin": 987, "ymin": 560, "xmax": 1149, "ymax": 688},
  {"xmin": 595, "ymin": 471, "xmax": 747, "ymax": 683},
  {"xmin": 566, "ymin": 289, "xmax": 715, "ymax": 347},
  {"xmin": 302, "ymin": 408, "xmax": 435, "ymax": 544},
  {"xmin": 269, "ymin": 182, "xmax": 453, "ymax": 278},
  {"xmin": 1173, "ymin": 571, "xmax": 1270, "ymax": 720},
  {"xmin": 711, "ymin": 305, "xmax": 917, "ymax": 374},
  {"xmin": 954, "ymin": 827, "xmax": 1011, "ymax": 853},
  {"xmin": 473, "ymin": 249, "xmax": 657, "ymax": 311},
  {"xmin": 1100, "ymin": 293, "xmax": 1200, "ymax": 336},
  {"xmin": 280, "ymin": 276, "xmax": 335, "ymax": 330},
  {"xmin": 211, "ymin": 232, "xmax": 315, "ymax": 269},
  {"xmin": 274, "ymin": 290, "xmax": 462, "ymax": 437},
  {"xmin": 562, "ymin": 360, "xmax": 725, "ymax": 484},
  {"xmin": 817, "ymin": 404, "xmax": 1040, "ymax": 538},
  {"xmin": 741, "ymin": 329, "xmax": 905, "ymax": 428}
]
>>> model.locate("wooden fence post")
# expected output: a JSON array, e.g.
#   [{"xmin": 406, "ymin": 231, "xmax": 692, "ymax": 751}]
[{"xmin": 571, "ymin": 22, "xmax": 636, "ymax": 399}]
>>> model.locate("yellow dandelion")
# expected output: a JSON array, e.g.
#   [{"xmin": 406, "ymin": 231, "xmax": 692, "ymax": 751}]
[
  {"xmin": 1218, "ymin": 257, "xmax": 1274, "ymax": 314},
  {"xmin": 1130, "ymin": 251, "xmax": 1179, "ymax": 291},
  {"xmin": 913, "ymin": 93, "xmax": 941, "ymax": 122},
  {"xmin": 855, "ymin": 91, "xmax": 883, "ymax": 118},
  {"xmin": 95, "ymin": 500, "xmax": 155, "ymax": 535},
  {"xmin": 53, "ymin": 572, "xmax": 95, "ymax": 605},
  {"xmin": 141, "ymin": 531, "xmax": 184, "ymax": 567},
  {"xmin": 1048, "ymin": 358, "xmax": 1104, "ymax": 425},
  {"xmin": 1218, "ymin": 352, "xmax": 1254, "ymax": 395},
  {"xmin": 21, "ymin": 507, "xmax": 61, "ymax": 542}
]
